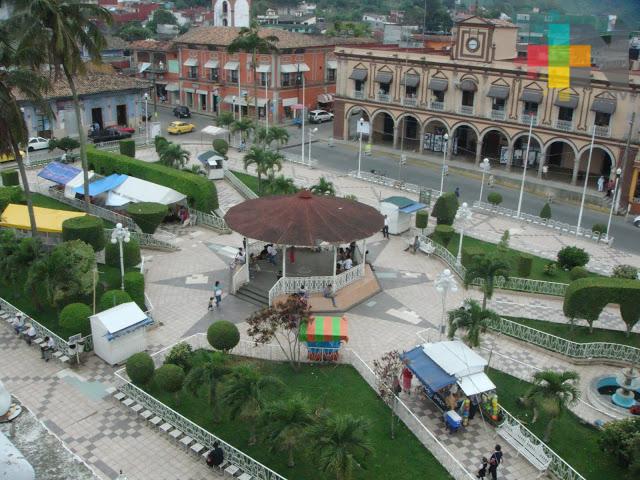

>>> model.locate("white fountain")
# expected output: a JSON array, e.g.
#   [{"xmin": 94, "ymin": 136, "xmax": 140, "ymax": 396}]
[
  {"xmin": 0, "ymin": 380, "xmax": 22, "ymax": 422},
  {"xmin": 612, "ymin": 366, "xmax": 640, "ymax": 409}
]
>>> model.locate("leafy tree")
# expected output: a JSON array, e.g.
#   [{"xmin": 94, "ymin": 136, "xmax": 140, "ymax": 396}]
[
  {"xmin": 260, "ymin": 394, "xmax": 315, "ymax": 467},
  {"xmin": 326, "ymin": 21, "xmax": 371, "ymax": 37},
  {"xmin": 184, "ymin": 351, "xmax": 229, "ymax": 421},
  {"xmin": 48, "ymin": 239, "xmax": 95, "ymax": 307},
  {"xmin": 126, "ymin": 352, "xmax": 155, "ymax": 386},
  {"xmin": 243, "ymin": 146, "xmax": 283, "ymax": 193},
  {"xmin": 228, "ymin": 20, "xmax": 279, "ymax": 120},
  {"xmin": 487, "ymin": 191, "xmax": 503, "ymax": 206},
  {"xmin": 447, "ymin": 299, "xmax": 499, "ymax": 348},
  {"xmin": 117, "ymin": 23, "xmax": 152, "ymax": 41},
  {"xmin": 207, "ymin": 321, "xmax": 240, "ymax": 352},
  {"xmin": 557, "ymin": 246, "xmax": 589, "ymax": 270},
  {"xmin": 25, "ymin": 257, "xmax": 51, "ymax": 310},
  {"xmin": 525, "ymin": 370, "xmax": 580, "ymax": 441},
  {"xmin": 255, "ymin": 126, "xmax": 290, "ymax": 151},
  {"xmin": 431, "ymin": 192, "xmax": 459, "ymax": 225},
  {"xmin": 159, "ymin": 142, "xmax": 190, "ymax": 169},
  {"xmin": 264, "ymin": 174, "xmax": 297, "ymax": 195},
  {"xmin": 13, "ymin": 0, "xmax": 113, "ymax": 208},
  {"xmin": 308, "ymin": 412, "xmax": 373, "ymax": 480},
  {"xmin": 212, "ymin": 138, "xmax": 229, "ymax": 158},
  {"xmin": 463, "ymin": 253, "xmax": 510, "ymax": 309},
  {"xmin": 221, "ymin": 364, "xmax": 284, "ymax": 445},
  {"xmin": 215, "ymin": 112, "xmax": 235, "ymax": 143},
  {"xmin": 155, "ymin": 363, "xmax": 185, "ymax": 405},
  {"xmin": 246, "ymin": 295, "xmax": 311, "ymax": 368},
  {"xmin": 59, "ymin": 302, "xmax": 92, "ymax": 336},
  {"xmin": 372, "ymin": 350, "xmax": 403, "ymax": 439},
  {"xmin": 599, "ymin": 417, "xmax": 640, "ymax": 474},
  {"xmin": 311, "ymin": 177, "xmax": 336, "ymax": 196},
  {"xmin": 146, "ymin": 8, "xmax": 178, "ymax": 33},
  {"xmin": 154, "ymin": 135, "xmax": 170, "ymax": 156},
  {"xmin": 48, "ymin": 136, "xmax": 80, "ymax": 153},
  {"xmin": 231, "ymin": 117, "xmax": 255, "ymax": 143},
  {"xmin": 164, "ymin": 342, "xmax": 194, "ymax": 373}
]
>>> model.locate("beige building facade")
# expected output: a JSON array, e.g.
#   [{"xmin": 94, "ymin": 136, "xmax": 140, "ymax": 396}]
[{"xmin": 333, "ymin": 16, "xmax": 640, "ymax": 211}]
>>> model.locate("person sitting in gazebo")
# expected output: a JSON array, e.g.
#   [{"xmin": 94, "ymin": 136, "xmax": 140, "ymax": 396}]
[{"xmin": 342, "ymin": 256, "xmax": 353, "ymax": 271}]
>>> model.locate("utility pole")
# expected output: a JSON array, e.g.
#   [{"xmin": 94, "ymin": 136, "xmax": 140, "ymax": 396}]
[{"xmin": 615, "ymin": 112, "xmax": 636, "ymax": 214}]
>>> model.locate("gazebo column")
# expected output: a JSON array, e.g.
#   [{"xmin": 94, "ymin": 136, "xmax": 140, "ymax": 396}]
[
  {"xmin": 282, "ymin": 245, "xmax": 287, "ymax": 278},
  {"xmin": 332, "ymin": 246, "xmax": 337, "ymax": 290},
  {"xmin": 362, "ymin": 238, "xmax": 367, "ymax": 268}
]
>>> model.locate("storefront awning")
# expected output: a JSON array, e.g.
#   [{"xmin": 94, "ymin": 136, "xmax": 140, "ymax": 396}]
[
  {"xmin": 520, "ymin": 89, "xmax": 543, "ymax": 103},
  {"xmin": 375, "ymin": 71, "xmax": 393, "ymax": 84},
  {"xmin": 183, "ymin": 58, "xmax": 198, "ymax": 67},
  {"xmin": 428, "ymin": 78, "xmax": 448, "ymax": 91},
  {"xmin": 75, "ymin": 173, "xmax": 128, "ymax": 196},
  {"xmin": 591, "ymin": 98, "xmax": 617, "ymax": 114},
  {"xmin": 165, "ymin": 83, "xmax": 179, "ymax": 92},
  {"xmin": 256, "ymin": 64, "xmax": 271, "ymax": 73},
  {"xmin": 280, "ymin": 63, "xmax": 310, "ymax": 73},
  {"xmin": 401, "ymin": 346, "xmax": 456, "ymax": 391},
  {"xmin": 487, "ymin": 85, "xmax": 509, "ymax": 99},
  {"xmin": 349, "ymin": 68, "xmax": 368, "ymax": 81},
  {"xmin": 204, "ymin": 60, "xmax": 219, "ymax": 69},
  {"xmin": 223, "ymin": 61, "xmax": 239, "ymax": 70},
  {"xmin": 460, "ymin": 79, "xmax": 477, "ymax": 91},
  {"xmin": 282, "ymin": 97, "xmax": 298, "ymax": 107},
  {"xmin": 401, "ymin": 74, "xmax": 420, "ymax": 87},
  {"xmin": 457, "ymin": 372, "xmax": 496, "ymax": 396},
  {"xmin": 299, "ymin": 316, "xmax": 348, "ymax": 343},
  {"xmin": 223, "ymin": 95, "xmax": 246, "ymax": 106},
  {"xmin": 317, "ymin": 93, "xmax": 334, "ymax": 103},
  {"xmin": 554, "ymin": 94, "xmax": 579, "ymax": 109},
  {"xmin": 37, "ymin": 161, "xmax": 81, "ymax": 185}
]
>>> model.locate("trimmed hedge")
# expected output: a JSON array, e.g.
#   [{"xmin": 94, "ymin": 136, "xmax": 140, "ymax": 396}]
[
  {"xmin": 487, "ymin": 191, "xmax": 503, "ymax": 206},
  {"xmin": 155, "ymin": 364, "xmax": 185, "ymax": 402},
  {"xmin": 124, "ymin": 271, "xmax": 145, "ymax": 309},
  {"xmin": 433, "ymin": 225, "xmax": 455, "ymax": 247},
  {"xmin": 59, "ymin": 303, "xmax": 92, "ymax": 336},
  {"xmin": 415, "ymin": 210, "xmax": 428, "ymax": 231},
  {"xmin": 126, "ymin": 202, "xmax": 167, "ymax": 234},
  {"xmin": 119, "ymin": 139, "xmax": 136, "ymax": 158},
  {"xmin": 570, "ymin": 266, "xmax": 590, "ymax": 280},
  {"xmin": 126, "ymin": 352, "xmax": 154, "ymax": 385},
  {"xmin": 62, "ymin": 215, "xmax": 105, "ymax": 251},
  {"xmin": 87, "ymin": 149, "xmax": 218, "ymax": 211},
  {"xmin": 557, "ymin": 246, "xmax": 590, "ymax": 269},
  {"xmin": 207, "ymin": 321, "xmax": 240, "ymax": 352},
  {"xmin": 105, "ymin": 238, "xmax": 141, "ymax": 268},
  {"xmin": 612, "ymin": 265, "xmax": 638, "ymax": 280},
  {"xmin": 0, "ymin": 186, "xmax": 22, "ymax": 212},
  {"xmin": 563, "ymin": 277, "xmax": 640, "ymax": 334},
  {"xmin": 99, "ymin": 289, "xmax": 132, "ymax": 312},
  {"xmin": 540, "ymin": 202, "xmax": 552, "ymax": 220},
  {"xmin": 432, "ymin": 192, "xmax": 459, "ymax": 225},
  {"xmin": 517, "ymin": 254, "xmax": 533, "ymax": 277},
  {"xmin": 592, "ymin": 223, "xmax": 607, "ymax": 235},
  {"xmin": 461, "ymin": 246, "xmax": 486, "ymax": 267},
  {"xmin": 212, "ymin": 138, "xmax": 229, "ymax": 157},
  {"xmin": 1, "ymin": 169, "xmax": 19, "ymax": 186}
]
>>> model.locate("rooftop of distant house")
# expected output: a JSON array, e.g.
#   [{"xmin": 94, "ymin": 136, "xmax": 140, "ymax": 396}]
[
  {"xmin": 129, "ymin": 39, "xmax": 175, "ymax": 51},
  {"xmin": 454, "ymin": 14, "xmax": 517, "ymax": 28},
  {"xmin": 175, "ymin": 26, "xmax": 374, "ymax": 48}
]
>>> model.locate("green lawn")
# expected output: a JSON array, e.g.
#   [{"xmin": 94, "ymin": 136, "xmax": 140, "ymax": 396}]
[
  {"xmin": 505, "ymin": 316, "xmax": 640, "ymax": 348},
  {"xmin": 439, "ymin": 233, "xmax": 598, "ymax": 284},
  {"xmin": 231, "ymin": 170, "xmax": 261, "ymax": 195},
  {"xmin": 487, "ymin": 368, "xmax": 630, "ymax": 480},
  {"xmin": 145, "ymin": 353, "xmax": 451, "ymax": 480},
  {"xmin": 29, "ymin": 192, "xmax": 80, "ymax": 212}
]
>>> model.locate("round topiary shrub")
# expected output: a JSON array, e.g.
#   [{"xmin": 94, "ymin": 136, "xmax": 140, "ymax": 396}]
[
  {"xmin": 126, "ymin": 202, "xmax": 168, "ymax": 234},
  {"xmin": 126, "ymin": 352, "xmax": 155, "ymax": 386},
  {"xmin": 415, "ymin": 210, "xmax": 428, "ymax": 232},
  {"xmin": 99, "ymin": 289, "xmax": 132, "ymax": 312},
  {"xmin": 105, "ymin": 237, "xmax": 141, "ymax": 268},
  {"xmin": 557, "ymin": 246, "xmax": 590, "ymax": 270},
  {"xmin": 432, "ymin": 224, "xmax": 455, "ymax": 247},
  {"xmin": 62, "ymin": 215, "xmax": 105, "ymax": 251},
  {"xmin": 124, "ymin": 271, "xmax": 145, "ymax": 309},
  {"xmin": 540, "ymin": 202, "xmax": 552, "ymax": 220},
  {"xmin": 1, "ymin": 169, "xmax": 19, "ymax": 186},
  {"xmin": 212, "ymin": 138, "xmax": 229, "ymax": 157},
  {"xmin": 591, "ymin": 223, "xmax": 607, "ymax": 235},
  {"xmin": 432, "ymin": 192, "xmax": 459, "ymax": 225},
  {"xmin": 59, "ymin": 302, "xmax": 92, "ymax": 336},
  {"xmin": 612, "ymin": 264, "xmax": 638, "ymax": 280},
  {"xmin": 164, "ymin": 342, "xmax": 193, "ymax": 372},
  {"xmin": 517, "ymin": 254, "xmax": 534, "ymax": 278},
  {"xmin": 207, "ymin": 321, "xmax": 240, "ymax": 352},
  {"xmin": 570, "ymin": 266, "xmax": 590, "ymax": 281},
  {"xmin": 487, "ymin": 191, "xmax": 503, "ymax": 206},
  {"xmin": 155, "ymin": 363, "xmax": 185, "ymax": 403}
]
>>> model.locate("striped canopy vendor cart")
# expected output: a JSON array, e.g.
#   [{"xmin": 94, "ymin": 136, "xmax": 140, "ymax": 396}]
[{"xmin": 299, "ymin": 316, "xmax": 348, "ymax": 362}]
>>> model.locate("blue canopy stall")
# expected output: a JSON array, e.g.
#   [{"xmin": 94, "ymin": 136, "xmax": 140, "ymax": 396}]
[
  {"xmin": 401, "ymin": 346, "xmax": 456, "ymax": 411},
  {"xmin": 37, "ymin": 162, "xmax": 80, "ymax": 185},
  {"xmin": 74, "ymin": 174, "xmax": 128, "ymax": 197}
]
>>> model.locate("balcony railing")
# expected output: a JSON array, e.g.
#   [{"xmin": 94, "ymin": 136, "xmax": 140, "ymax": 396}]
[
  {"xmin": 594, "ymin": 125, "xmax": 611, "ymax": 138},
  {"xmin": 402, "ymin": 97, "xmax": 418, "ymax": 107},
  {"xmin": 554, "ymin": 119, "xmax": 573, "ymax": 132},
  {"xmin": 490, "ymin": 109, "xmax": 506, "ymax": 121},
  {"xmin": 147, "ymin": 64, "xmax": 167, "ymax": 73},
  {"xmin": 352, "ymin": 90, "xmax": 365, "ymax": 99},
  {"xmin": 377, "ymin": 93, "xmax": 390, "ymax": 103},
  {"xmin": 429, "ymin": 101, "xmax": 444, "ymax": 111},
  {"xmin": 458, "ymin": 105, "xmax": 474, "ymax": 116},
  {"xmin": 520, "ymin": 113, "xmax": 539, "ymax": 126}
]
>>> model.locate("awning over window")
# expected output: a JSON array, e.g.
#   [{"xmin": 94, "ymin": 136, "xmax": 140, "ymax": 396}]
[
  {"xmin": 487, "ymin": 85, "xmax": 509, "ymax": 99},
  {"xmin": 223, "ymin": 61, "xmax": 239, "ymax": 70},
  {"xmin": 256, "ymin": 64, "xmax": 271, "ymax": 73},
  {"xmin": 401, "ymin": 74, "xmax": 420, "ymax": 88},
  {"xmin": 520, "ymin": 89, "xmax": 543, "ymax": 103},
  {"xmin": 183, "ymin": 58, "xmax": 198, "ymax": 67},
  {"xmin": 327, "ymin": 60, "xmax": 337, "ymax": 69},
  {"xmin": 204, "ymin": 60, "xmax": 219, "ymax": 69},
  {"xmin": 223, "ymin": 95, "xmax": 246, "ymax": 106},
  {"xmin": 349, "ymin": 68, "xmax": 368, "ymax": 81},
  {"xmin": 165, "ymin": 83, "xmax": 179, "ymax": 92},
  {"xmin": 591, "ymin": 98, "xmax": 617, "ymax": 114},
  {"xmin": 554, "ymin": 94, "xmax": 578, "ymax": 109},
  {"xmin": 428, "ymin": 78, "xmax": 448, "ymax": 91},
  {"xmin": 138, "ymin": 62, "xmax": 151, "ymax": 73},
  {"xmin": 460, "ymin": 79, "xmax": 477, "ymax": 91},
  {"xmin": 282, "ymin": 97, "xmax": 298, "ymax": 107},
  {"xmin": 280, "ymin": 63, "xmax": 310, "ymax": 73},
  {"xmin": 375, "ymin": 71, "xmax": 393, "ymax": 84},
  {"xmin": 317, "ymin": 93, "xmax": 334, "ymax": 103},
  {"xmin": 246, "ymin": 97, "xmax": 268, "ymax": 107}
]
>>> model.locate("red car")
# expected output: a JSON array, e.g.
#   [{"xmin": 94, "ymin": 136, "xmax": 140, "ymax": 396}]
[{"xmin": 115, "ymin": 126, "xmax": 136, "ymax": 134}]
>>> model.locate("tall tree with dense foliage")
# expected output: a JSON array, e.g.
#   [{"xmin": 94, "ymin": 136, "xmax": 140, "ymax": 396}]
[
  {"xmin": 267, "ymin": 126, "xmax": 290, "ymax": 151},
  {"xmin": 231, "ymin": 117, "xmax": 255, "ymax": 143},
  {"xmin": 447, "ymin": 299, "xmax": 500, "ymax": 348},
  {"xmin": 264, "ymin": 174, "xmax": 297, "ymax": 195},
  {"xmin": 463, "ymin": 253, "xmax": 510, "ymax": 309},
  {"xmin": 159, "ymin": 142, "xmax": 190, "ymax": 168},
  {"xmin": 243, "ymin": 146, "xmax": 284, "ymax": 193},
  {"xmin": 184, "ymin": 351, "xmax": 229, "ymax": 422},
  {"xmin": 215, "ymin": 111, "xmax": 235, "ymax": 143},
  {"xmin": 227, "ymin": 20, "xmax": 279, "ymax": 120},
  {"xmin": 13, "ymin": 0, "xmax": 112, "ymax": 207},
  {"xmin": 47, "ymin": 239, "xmax": 96, "ymax": 307}
]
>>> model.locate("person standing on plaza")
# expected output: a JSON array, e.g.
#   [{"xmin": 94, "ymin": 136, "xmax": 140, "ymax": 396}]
[
  {"xmin": 267, "ymin": 244, "xmax": 278, "ymax": 265},
  {"xmin": 208, "ymin": 297, "xmax": 214, "ymax": 311},
  {"xmin": 597, "ymin": 175, "xmax": 605, "ymax": 192},
  {"xmin": 455, "ymin": 186, "xmax": 460, "ymax": 199},
  {"xmin": 488, "ymin": 444, "xmax": 503, "ymax": 480},
  {"xmin": 214, "ymin": 281, "xmax": 223, "ymax": 308},
  {"xmin": 477, "ymin": 457, "xmax": 488, "ymax": 479},
  {"xmin": 323, "ymin": 284, "xmax": 337, "ymax": 307},
  {"xmin": 382, "ymin": 215, "xmax": 389, "ymax": 239},
  {"xmin": 401, "ymin": 366, "xmax": 413, "ymax": 394}
]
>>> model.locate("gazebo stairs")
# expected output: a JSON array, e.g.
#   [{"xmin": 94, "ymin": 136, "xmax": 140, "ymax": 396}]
[{"xmin": 235, "ymin": 283, "xmax": 269, "ymax": 307}]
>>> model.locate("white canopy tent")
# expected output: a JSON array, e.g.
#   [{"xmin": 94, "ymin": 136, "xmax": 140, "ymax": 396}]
[
  {"xmin": 105, "ymin": 176, "xmax": 186, "ymax": 207},
  {"xmin": 64, "ymin": 171, "xmax": 95, "ymax": 199},
  {"xmin": 201, "ymin": 125, "xmax": 228, "ymax": 136}
]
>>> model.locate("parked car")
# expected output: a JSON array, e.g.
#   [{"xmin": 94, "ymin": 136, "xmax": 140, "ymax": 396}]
[
  {"xmin": 27, "ymin": 136, "xmax": 50, "ymax": 152},
  {"xmin": 173, "ymin": 106, "xmax": 191, "ymax": 118},
  {"xmin": 309, "ymin": 109, "xmax": 334, "ymax": 123},
  {"xmin": 167, "ymin": 121, "xmax": 195, "ymax": 135},
  {"xmin": 0, "ymin": 150, "xmax": 26, "ymax": 163},
  {"xmin": 116, "ymin": 126, "xmax": 136, "ymax": 134},
  {"xmin": 89, "ymin": 127, "xmax": 132, "ymax": 143},
  {"xmin": 634, "ymin": 215, "xmax": 640, "ymax": 228}
]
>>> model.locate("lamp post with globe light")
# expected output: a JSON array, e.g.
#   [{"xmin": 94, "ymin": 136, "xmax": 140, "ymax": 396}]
[
  {"xmin": 455, "ymin": 202, "xmax": 473, "ymax": 266},
  {"xmin": 479, "ymin": 158, "xmax": 490, "ymax": 203},
  {"xmin": 308, "ymin": 127, "xmax": 318, "ymax": 166},
  {"xmin": 435, "ymin": 268, "xmax": 458, "ymax": 340},
  {"xmin": 110, "ymin": 223, "xmax": 130, "ymax": 290}
]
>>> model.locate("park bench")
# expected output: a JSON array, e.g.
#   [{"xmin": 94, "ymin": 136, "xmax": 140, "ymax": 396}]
[{"xmin": 497, "ymin": 421, "xmax": 552, "ymax": 476}]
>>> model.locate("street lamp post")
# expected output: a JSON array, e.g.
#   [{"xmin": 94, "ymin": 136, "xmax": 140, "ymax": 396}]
[
  {"xmin": 439, "ymin": 133, "xmax": 449, "ymax": 196},
  {"xmin": 434, "ymin": 269, "xmax": 458, "ymax": 340},
  {"xmin": 143, "ymin": 93, "xmax": 149, "ymax": 143},
  {"xmin": 606, "ymin": 168, "xmax": 622, "ymax": 242},
  {"xmin": 516, "ymin": 112, "xmax": 535, "ymax": 219},
  {"xmin": 308, "ymin": 127, "xmax": 317, "ymax": 166},
  {"xmin": 455, "ymin": 202, "xmax": 473, "ymax": 266},
  {"xmin": 478, "ymin": 158, "xmax": 490, "ymax": 204},
  {"xmin": 576, "ymin": 125, "xmax": 596, "ymax": 236},
  {"xmin": 232, "ymin": 96, "xmax": 237, "ymax": 147},
  {"xmin": 300, "ymin": 69, "xmax": 306, "ymax": 164},
  {"xmin": 110, "ymin": 223, "xmax": 131, "ymax": 290}
]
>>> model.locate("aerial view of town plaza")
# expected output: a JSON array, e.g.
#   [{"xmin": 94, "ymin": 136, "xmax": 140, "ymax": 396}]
[{"xmin": 1, "ymin": 0, "xmax": 640, "ymax": 479}]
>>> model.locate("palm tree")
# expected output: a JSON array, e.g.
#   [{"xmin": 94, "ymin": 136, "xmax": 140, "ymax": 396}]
[
  {"xmin": 184, "ymin": 351, "xmax": 229, "ymax": 422},
  {"xmin": 311, "ymin": 177, "xmax": 336, "ymax": 196},
  {"xmin": 260, "ymin": 394, "xmax": 315, "ymax": 467},
  {"xmin": 231, "ymin": 118, "xmax": 255, "ymax": 144},
  {"xmin": 308, "ymin": 412, "xmax": 373, "ymax": 480},
  {"xmin": 13, "ymin": 0, "xmax": 112, "ymax": 207},
  {"xmin": 216, "ymin": 111, "xmax": 235, "ymax": 143},
  {"xmin": 243, "ymin": 146, "xmax": 283, "ymax": 193},
  {"xmin": 227, "ymin": 20, "xmax": 279, "ymax": 121},
  {"xmin": 159, "ymin": 143, "xmax": 190, "ymax": 169},
  {"xmin": 447, "ymin": 299, "xmax": 500, "ymax": 348},
  {"xmin": 463, "ymin": 253, "xmax": 510, "ymax": 309},
  {"xmin": 525, "ymin": 370, "xmax": 580, "ymax": 441},
  {"xmin": 254, "ymin": 126, "xmax": 269, "ymax": 146},
  {"xmin": 264, "ymin": 174, "xmax": 297, "ymax": 195},
  {"xmin": 221, "ymin": 364, "xmax": 283, "ymax": 445},
  {"xmin": 0, "ymin": 28, "xmax": 50, "ymax": 238},
  {"xmin": 267, "ymin": 126, "xmax": 290, "ymax": 151}
]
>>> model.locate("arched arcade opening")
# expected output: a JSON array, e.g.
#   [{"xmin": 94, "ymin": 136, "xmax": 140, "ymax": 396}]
[{"xmin": 371, "ymin": 111, "xmax": 395, "ymax": 146}]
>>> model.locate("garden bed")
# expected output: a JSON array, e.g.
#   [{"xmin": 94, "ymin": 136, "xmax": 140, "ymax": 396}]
[{"xmin": 230, "ymin": 170, "xmax": 261, "ymax": 196}]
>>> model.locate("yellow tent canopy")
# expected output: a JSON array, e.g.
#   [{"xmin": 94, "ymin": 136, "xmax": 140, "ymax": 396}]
[{"xmin": 0, "ymin": 204, "xmax": 86, "ymax": 233}]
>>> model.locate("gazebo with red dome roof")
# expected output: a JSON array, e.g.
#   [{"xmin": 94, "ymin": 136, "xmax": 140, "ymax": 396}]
[{"xmin": 224, "ymin": 189, "xmax": 384, "ymax": 307}]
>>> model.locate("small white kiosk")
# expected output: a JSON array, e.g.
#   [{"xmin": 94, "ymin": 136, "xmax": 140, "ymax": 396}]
[
  {"xmin": 379, "ymin": 196, "xmax": 428, "ymax": 235},
  {"xmin": 90, "ymin": 302, "xmax": 152, "ymax": 366},
  {"xmin": 198, "ymin": 150, "xmax": 227, "ymax": 180}
]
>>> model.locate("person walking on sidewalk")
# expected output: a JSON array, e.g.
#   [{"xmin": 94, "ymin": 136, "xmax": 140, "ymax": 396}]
[
  {"xmin": 382, "ymin": 215, "xmax": 389, "ymax": 239},
  {"xmin": 597, "ymin": 175, "xmax": 605, "ymax": 192},
  {"xmin": 214, "ymin": 281, "xmax": 223, "ymax": 308},
  {"xmin": 488, "ymin": 445, "xmax": 503, "ymax": 480},
  {"xmin": 455, "ymin": 186, "xmax": 460, "ymax": 199}
]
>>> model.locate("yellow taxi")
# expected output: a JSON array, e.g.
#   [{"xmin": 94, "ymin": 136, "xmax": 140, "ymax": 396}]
[
  {"xmin": 0, "ymin": 150, "xmax": 26, "ymax": 163},
  {"xmin": 167, "ymin": 121, "xmax": 195, "ymax": 135}
]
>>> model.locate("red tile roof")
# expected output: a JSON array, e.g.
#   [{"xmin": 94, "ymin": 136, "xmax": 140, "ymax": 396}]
[{"xmin": 129, "ymin": 39, "xmax": 176, "ymax": 52}]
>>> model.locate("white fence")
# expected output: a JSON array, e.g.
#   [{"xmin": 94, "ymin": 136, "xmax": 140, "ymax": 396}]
[
  {"xmin": 103, "ymin": 229, "xmax": 178, "ymax": 252},
  {"xmin": 188, "ymin": 208, "xmax": 231, "ymax": 233},
  {"xmin": 473, "ymin": 201, "xmax": 614, "ymax": 245},
  {"xmin": 224, "ymin": 170, "xmax": 259, "ymax": 199},
  {"xmin": 348, "ymin": 170, "xmax": 441, "ymax": 200}
]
